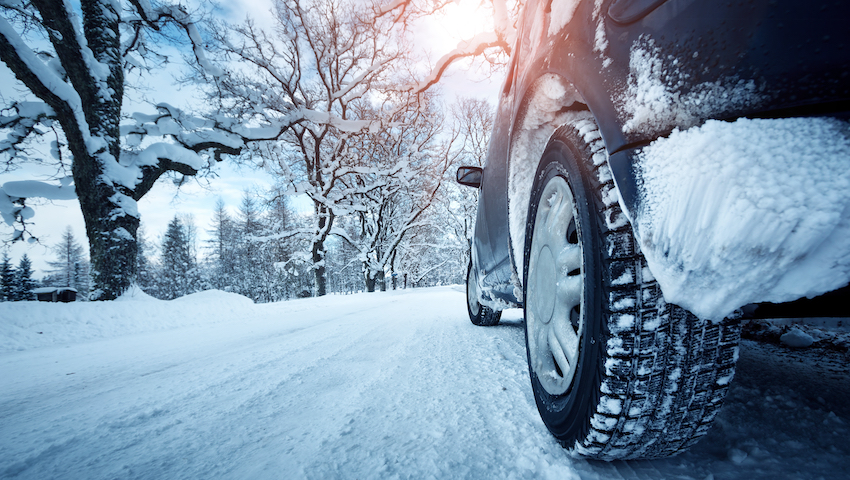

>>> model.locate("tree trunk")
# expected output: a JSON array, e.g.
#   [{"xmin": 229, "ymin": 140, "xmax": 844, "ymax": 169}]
[
  {"xmin": 311, "ymin": 240, "xmax": 327, "ymax": 297},
  {"xmin": 311, "ymin": 203, "xmax": 333, "ymax": 297},
  {"xmin": 76, "ymin": 158, "xmax": 139, "ymax": 300},
  {"xmin": 364, "ymin": 273, "xmax": 376, "ymax": 293},
  {"xmin": 70, "ymin": 0, "xmax": 131, "ymax": 300}
]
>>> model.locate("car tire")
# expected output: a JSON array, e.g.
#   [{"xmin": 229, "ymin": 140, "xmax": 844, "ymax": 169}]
[
  {"xmin": 467, "ymin": 261, "xmax": 502, "ymax": 326},
  {"xmin": 522, "ymin": 122, "xmax": 741, "ymax": 460}
]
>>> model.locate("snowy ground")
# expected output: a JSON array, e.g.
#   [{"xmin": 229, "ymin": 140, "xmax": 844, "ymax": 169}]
[{"xmin": 1, "ymin": 287, "xmax": 848, "ymax": 479}]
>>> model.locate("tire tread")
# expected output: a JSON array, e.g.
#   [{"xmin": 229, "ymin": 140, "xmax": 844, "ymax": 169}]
[{"xmin": 557, "ymin": 122, "xmax": 741, "ymax": 460}]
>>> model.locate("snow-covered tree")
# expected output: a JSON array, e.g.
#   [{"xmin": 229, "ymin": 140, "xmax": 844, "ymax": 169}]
[
  {"xmin": 156, "ymin": 215, "xmax": 198, "ymax": 299},
  {"xmin": 11, "ymin": 253, "xmax": 35, "ymax": 301},
  {"xmin": 44, "ymin": 226, "xmax": 89, "ymax": 294},
  {"xmin": 135, "ymin": 223, "xmax": 154, "ymax": 292},
  {"xmin": 435, "ymin": 97, "xmax": 494, "ymax": 269},
  {"xmin": 231, "ymin": 190, "xmax": 266, "ymax": 298},
  {"xmin": 206, "ymin": 198, "xmax": 237, "ymax": 291},
  {"xmin": 0, "ymin": 0, "xmax": 253, "ymax": 300},
  {"xmin": 332, "ymin": 93, "xmax": 455, "ymax": 291},
  {"xmin": 0, "ymin": 251, "xmax": 14, "ymax": 301},
  {"xmin": 207, "ymin": 0, "xmax": 414, "ymax": 296}
]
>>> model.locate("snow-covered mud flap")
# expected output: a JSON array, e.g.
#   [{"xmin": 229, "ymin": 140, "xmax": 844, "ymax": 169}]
[
  {"xmin": 466, "ymin": 262, "xmax": 502, "ymax": 326},
  {"xmin": 522, "ymin": 123, "xmax": 741, "ymax": 460}
]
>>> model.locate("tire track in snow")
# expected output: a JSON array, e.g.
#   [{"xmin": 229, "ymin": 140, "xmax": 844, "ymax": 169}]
[{"xmin": 1, "ymin": 297, "xmax": 414, "ymax": 479}]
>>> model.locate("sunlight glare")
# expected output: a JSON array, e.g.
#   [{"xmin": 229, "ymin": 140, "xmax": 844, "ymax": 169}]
[{"xmin": 430, "ymin": 0, "xmax": 493, "ymax": 52}]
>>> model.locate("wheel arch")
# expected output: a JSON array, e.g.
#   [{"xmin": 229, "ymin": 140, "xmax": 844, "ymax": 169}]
[{"xmin": 505, "ymin": 72, "xmax": 615, "ymax": 286}]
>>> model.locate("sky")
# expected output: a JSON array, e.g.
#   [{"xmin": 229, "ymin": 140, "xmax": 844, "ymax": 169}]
[{"xmin": 0, "ymin": 0, "xmax": 502, "ymax": 277}]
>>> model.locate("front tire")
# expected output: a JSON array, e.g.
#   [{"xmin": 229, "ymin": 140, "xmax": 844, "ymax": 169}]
[{"xmin": 523, "ymin": 122, "xmax": 740, "ymax": 460}]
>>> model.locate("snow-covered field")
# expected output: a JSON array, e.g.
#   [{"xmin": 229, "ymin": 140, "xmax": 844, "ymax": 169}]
[{"xmin": 1, "ymin": 287, "xmax": 848, "ymax": 479}]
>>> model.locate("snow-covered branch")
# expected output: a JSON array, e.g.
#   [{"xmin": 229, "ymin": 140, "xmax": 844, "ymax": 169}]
[
  {"xmin": 376, "ymin": 0, "xmax": 520, "ymax": 93},
  {"xmin": 412, "ymin": 32, "xmax": 509, "ymax": 93}
]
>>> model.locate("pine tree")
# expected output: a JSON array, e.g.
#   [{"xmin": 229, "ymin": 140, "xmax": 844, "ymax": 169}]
[
  {"xmin": 135, "ymin": 224, "xmax": 154, "ymax": 292},
  {"xmin": 0, "ymin": 253, "xmax": 15, "ymax": 302},
  {"xmin": 207, "ymin": 198, "xmax": 237, "ymax": 291},
  {"xmin": 12, "ymin": 254, "xmax": 35, "ymax": 301},
  {"xmin": 158, "ymin": 216, "xmax": 196, "ymax": 300},
  {"xmin": 45, "ymin": 226, "xmax": 89, "ymax": 298},
  {"xmin": 234, "ymin": 191, "xmax": 265, "ymax": 298}
]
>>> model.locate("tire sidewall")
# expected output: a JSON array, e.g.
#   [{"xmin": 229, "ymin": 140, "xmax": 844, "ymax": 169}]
[
  {"xmin": 523, "ymin": 136, "xmax": 605, "ymax": 444},
  {"xmin": 467, "ymin": 260, "xmax": 501, "ymax": 326},
  {"xmin": 466, "ymin": 261, "xmax": 482, "ymax": 320}
]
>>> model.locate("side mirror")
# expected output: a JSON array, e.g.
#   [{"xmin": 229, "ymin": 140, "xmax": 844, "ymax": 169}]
[{"xmin": 456, "ymin": 166, "xmax": 483, "ymax": 188}]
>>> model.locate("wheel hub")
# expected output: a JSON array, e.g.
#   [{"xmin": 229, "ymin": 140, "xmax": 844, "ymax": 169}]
[{"xmin": 527, "ymin": 176, "xmax": 584, "ymax": 396}]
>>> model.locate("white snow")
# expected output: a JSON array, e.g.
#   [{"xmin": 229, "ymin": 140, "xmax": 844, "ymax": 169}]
[
  {"xmin": 591, "ymin": 0, "xmax": 609, "ymax": 63},
  {"xmin": 0, "ymin": 180, "xmax": 77, "ymax": 201},
  {"xmin": 621, "ymin": 39, "xmax": 762, "ymax": 134},
  {"xmin": 780, "ymin": 328, "xmax": 815, "ymax": 348},
  {"xmin": 548, "ymin": 0, "xmax": 580, "ymax": 37},
  {"xmin": 634, "ymin": 117, "xmax": 850, "ymax": 320},
  {"xmin": 1, "ymin": 287, "xmax": 848, "ymax": 479},
  {"xmin": 0, "ymin": 179, "xmax": 78, "ymax": 228}
]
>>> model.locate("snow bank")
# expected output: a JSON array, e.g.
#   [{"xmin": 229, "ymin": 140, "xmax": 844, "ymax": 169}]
[
  {"xmin": 634, "ymin": 117, "xmax": 850, "ymax": 320},
  {"xmin": 0, "ymin": 288, "xmax": 254, "ymax": 353},
  {"xmin": 780, "ymin": 328, "xmax": 815, "ymax": 348}
]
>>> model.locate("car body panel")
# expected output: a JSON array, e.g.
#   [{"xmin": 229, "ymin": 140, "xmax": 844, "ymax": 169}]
[
  {"xmin": 472, "ymin": 98, "xmax": 518, "ymax": 308},
  {"xmin": 470, "ymin": 0, "xmax": 850, "ymax": 310}
]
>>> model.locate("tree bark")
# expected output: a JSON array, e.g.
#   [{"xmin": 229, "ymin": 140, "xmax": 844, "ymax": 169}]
[
  {"xmin": 311, "ymin": 240, "xmax": 327, "ymax": 297},
  {"xmin": 75, "ymin": 153, "xmax": 140, "ymax": 300},
  {"xmin": 311, "ymin": 203, "xmax": 334, "ymax": 297}
]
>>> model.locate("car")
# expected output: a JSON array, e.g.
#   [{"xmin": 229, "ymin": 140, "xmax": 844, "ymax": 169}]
[{"xmin": 458, "ymin": 0, "xmax": 850, "ymax": 461}]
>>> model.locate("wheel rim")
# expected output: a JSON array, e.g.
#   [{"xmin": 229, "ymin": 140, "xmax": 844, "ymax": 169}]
[
  {"xmin": 467, "ymin": 268, "xmax": 481, "ymax": 316},
  {"xmin": 527, "ymin": 175, "xmax": 584, "ymax": 396}
]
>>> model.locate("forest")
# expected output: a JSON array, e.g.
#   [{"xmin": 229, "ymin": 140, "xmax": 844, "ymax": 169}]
[{"xmin": 0, "ymin": 0, "xmax": 518, "ymax": 300}]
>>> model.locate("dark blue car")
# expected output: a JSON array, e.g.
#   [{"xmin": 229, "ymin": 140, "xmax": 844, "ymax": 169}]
[{"xmin": 459, "ymin": 0, "xmax": 850, "ymax": 460}]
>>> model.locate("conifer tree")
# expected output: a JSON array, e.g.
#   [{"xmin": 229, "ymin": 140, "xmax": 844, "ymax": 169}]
[
  {"xmin": 45, "ymin": 226, "xmax": 89, "ymax": 297},
  {"xmin": 0, "ymin": 252, "xmax": 15, "ymax": 302},
  {"xmin": 158, "ymin": 216, "xmax": 197, "ymax": 300},
  {"xmin": 12, "ymin": 254, "xmax": 35, "ymax": 301},
  {"xmin": 135, "ymin": 224, "xmax": 154, "ymax": 292}
]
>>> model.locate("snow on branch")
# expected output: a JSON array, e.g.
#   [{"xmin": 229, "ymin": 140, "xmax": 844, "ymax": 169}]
[
  {"xmin": 411, "ymin": 32, "xmax": 508, "ymax": 93},
  {"xmin": 0, "ymin": 102, "xmax": 57, "ymax": 160},
  {"xmin": 123, "ymin": 1, "xmax": 224, "ymax": 77},
  {"xmin": 0, "ymin": 177, "xmax": 76, "ymax": 241},
  {"xmin": 0, "ymin": 14, "xmax": 89, "ymax": 146}
]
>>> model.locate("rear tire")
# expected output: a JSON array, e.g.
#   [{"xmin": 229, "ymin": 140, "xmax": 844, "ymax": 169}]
[
  {"xmin": 467, "ymin": 262, "xmax": 502, "ymax": 326},
  {"xmin": 522, "ymin": 122, "xmax": 740, "ymax": 460}
]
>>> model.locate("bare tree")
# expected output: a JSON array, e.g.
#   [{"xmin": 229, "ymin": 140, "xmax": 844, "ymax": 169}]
[
  {"xmin": 208, "ymin": 0, "xmax": 416, "ymax": 296},
  {"xmin": 438, "ymin": 97, "xmax": 494, "ymax": 265},
  {"xmin": 386, "ymin": 97, "xmax": 494, "ymax": 287},
  {"xmin": 331, "ymin": 92, "xmax": 456, "ymax": 291}
]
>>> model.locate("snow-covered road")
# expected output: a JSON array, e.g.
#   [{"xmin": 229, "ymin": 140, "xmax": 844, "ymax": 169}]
[{"xmin": 1, "ymin": 287, "xmax": 848, "ymax": 479}]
